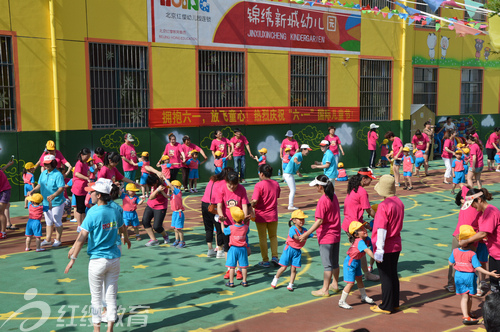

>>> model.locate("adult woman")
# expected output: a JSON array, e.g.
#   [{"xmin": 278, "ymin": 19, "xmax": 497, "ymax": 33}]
[
  {"xmin": 411, "ymin": 129, "xmax": 430, "ymax": 175},
  {"xmin": 384, "ymin": 131, "xmax": 403, "ymax": 186},
  {"xmin": 180, "ymin": 135, "xmax": 207, "ymax": 192},
  {"xmin": 162, "ymin": 133, "xmax": 185, "ymax": 181},
  {"xmin": 201, "ymin": 167, "xmax": 233, "ymax": 258},
  {"xmin": 251, "ymin": 164, "xmax": 281, "ymax": 267},
  {"xmin": 299, "ymin": 174, "xmax": 341, "ymax": 297},
  {"xmin": 342, "ymin": 168, "xmax": 379, "ymax": 281},
  {"xmin": 35, "ymin": 140, "xmax": 72, "ymax": 176},
  {"xmin": 64, "ymin": 178, "xmax": 131, "ymax": 331},
  {"xmin": 325, "ymin": 126, "xmax": 345, "ymax": 166},
  {"xmin": 216, "ymin": 171, "xmax": 250, "ymax": 279},
  {"xmin": 439, "ymin": 117, "xmax": 456, "ymax": 133},
  {"xmin": 422, "ymin": 121, "xmax": 435, "ymax": 175},
  {"xmin": 367, "ymin": 124, "xmax": 379, "ymax": 168},
  {"xmin": 311, "ymin": 141, "xmax": 336, "ymax": 181},
  {"xmin": 466, "ymin": 135, "xmax": 484, "ymax": 189},
  {"xmin": 29, "ymin": 155, "xmax": 66, "ymax": 247},
  {"xmin": 485, "ymin": 128, "xmax": 500, "ymax": 171},
  {"xmin": 371, "ymin": 174, "xmax": 404, "ymax": 314},
  {"xmin": 442, "ymin": 130, "xmax": 456, "ymax": 184},
  {"xmin": 280, "ymin": 130, "xmax": 299, "ymax": 171},
  {"xmin": 72, "ymin": 148, "xmax": 92, "ymax": 228},
  {"xmin": 459, "ymin": 188, "xmax": 500, "ymax": 293},
  {"xmin": 0, "ymin": 159, "xmax": 14, "ymax": 239},
  {"xmin": 119, "ymin": 133, "xmax": 138, "ymax": 181},
  {"xmin": 210, "ymin": 130, "xmax": 231, "ymax": 169},
  {"xmin": 230, "ymin": 128, "xmax": 254, "ymax": 183},
  {"xmin": 283, "ymin": 144, "xmax": 312, "ymax": 210},
  {"xmin": 98, "ymin": 152, "xmax": 137, "ymax": 187},
  {"xmin": 142, "ymin": 171, "xmax": 171, "ymax": 247}
]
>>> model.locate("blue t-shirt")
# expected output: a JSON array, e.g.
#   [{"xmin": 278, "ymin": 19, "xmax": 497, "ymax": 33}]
[
  {"xmin": 284, "ymin": 152, "xmax": 303, "ymax": 174},
  {"xmin": 38, "ymin": 169, "xmax": 66, "ymax": 207},
  {"xmin": 81, "ymin": 204, "xmax": 124, "ymax": 260},
  {"xmin": 322, "ymin": 149, "xmax": 337, "ymax": 179}
]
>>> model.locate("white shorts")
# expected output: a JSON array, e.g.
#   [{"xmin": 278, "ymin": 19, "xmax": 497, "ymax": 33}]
[{"xmin": 43, "ymin": 204, "xmax": 65, "ymax": 227}]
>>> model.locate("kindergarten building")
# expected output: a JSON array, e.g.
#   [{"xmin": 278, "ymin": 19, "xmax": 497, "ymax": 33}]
[{"xmin": 1, "ymin": 0, "xmax": 499, "ymax": 200}]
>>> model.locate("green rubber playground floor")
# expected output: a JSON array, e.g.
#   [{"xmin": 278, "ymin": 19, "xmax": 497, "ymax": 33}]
[{"xmin": 0, "ymin": 161, "xmax": 498, "ymax": 331}]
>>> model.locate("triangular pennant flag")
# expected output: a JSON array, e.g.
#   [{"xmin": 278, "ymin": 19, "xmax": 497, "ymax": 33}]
[
  {"xmin": 422, "ymin": 19, "xmax": 428, "ymax": 26},
  {"xmin": 454, "ymin": 22, "xmax": 481, "ymax": 36},
  {"xmin": 474, "ymin": 23, "xmax": 481, "ymax": 29},
  {"xmin": 382, "ymin": 12, "xmax": 388, "ymax": 18},
  {"xmin": 307, "ymin": 1, "xmax": 315, "ymax": 5},
  {"xmin": 399, "ymin": 13, "xmax": 408, "ymax": 20},
  {"xmin": 464, "ymin": 0, "xmax": 482, "ymax": 18},
  {"xmin": 388, "ymin": 13, "xmax": 394, "ymax": 19},
  {"xmin": 408, "ymin": 18, "xmax": 415, "ymax": 25},
  {"xmin": 395, "ymin": 1, "xmax": 421, "ymax": 15},
  {"xmin": 435, "ymin": 22, "xmax": 441, "ymax": 31},
  {"xmin": 362, "ymin": 10, "xmax": 367, "ymax": 13},
  {"xmin": 423, "ymin": 0, "xmax": 445, "ymax": 13},
  {"xmin": 442, "ymin": 0, "xmax": 463, "ymax": 8},
  {"xmin": 448, "ymin": 24, "xmax": 455, "ymax": 30}
]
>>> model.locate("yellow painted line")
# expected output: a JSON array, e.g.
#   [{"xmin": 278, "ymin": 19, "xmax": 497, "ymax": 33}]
[
  {"xmin": 317, "ymin": 314, "xmax": 380, "ymax": 332},
  {"xmin": 442, "ymin": 325, "xmax": 468, "ymax": 332}
]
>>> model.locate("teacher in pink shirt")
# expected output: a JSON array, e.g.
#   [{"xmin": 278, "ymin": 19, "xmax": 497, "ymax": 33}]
[
  {"xmin": 324, "ymin": 126, "xmax": 345, "ymax": 166},
  {"xmin": 120, "ymin": 133, "xmax": 138, "ymax": 182},
  {"xmin": 466, "ymin": 135, "xmax": 484, "ymax": 189},
  {"xmin": 367, "ymin": 123, "xmax": 379, "ymax": 168},
  {"xmin": 485, "ymin": 128, "xmax": 500, "ymax": 171},
  {"xmin": 280, "ymin": 130, "xmax": 299, "ymax": 172},
  {"xmin": 180, "ymin": 135, "xmax": 207, "ymax": 193},
  {"xmin": 230, "ymin": 128, "xmax": 254, "ymax": 183},
  {"xmin": 384, "ymin": 131, "xmax": 403, "ymax": 187},
  {"xmin": 211, "ymin": 130, "xmax": 232, "ymax": 170},
  {"xmin": 35, "ymin": 140, "xmax": 72, "ymax": 176},
  {"xmin": 411, "ymin": 130, "xmax": 430, "ymax": 176},
  {"xmin": 161, "ymin": 133, "xmax": 185, "ymax": 182}
]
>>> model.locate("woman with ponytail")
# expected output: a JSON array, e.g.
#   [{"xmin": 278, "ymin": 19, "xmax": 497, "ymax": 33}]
[{"xmin": 72, "ymin": 148, "xmax": 92, "ymax": 228}]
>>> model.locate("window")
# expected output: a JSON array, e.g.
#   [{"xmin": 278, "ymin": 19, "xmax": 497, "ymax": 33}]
[
  {"xmin": 361, "ymin": 0, "xmax": 392, "ymax": 10},
  {"xmin": 0, "ymin": 36, "xmax": 16, "ymax": 131},
  {"xmin": 461, "ymin": 69, "xmax": 482, "ymax": 114},
  {"xmin": 464, "ymin": 0, "xmax": 487, "ymax": 22},
  {"xmin": 360, "ymin": 59, "xmax": 392, "ymax": 121},
  {"xmin": 290, "ymin": 55, "xmax": 328, "ymax": 107},
  {"xmin": 89, "ymin": 43, "xmax": 149, "ymax": 129},
  {"xmin": 415, "ymin": 0, "xmax": 438, "ymax": 28},
  {"xmin": 199, "ymin": 50, "xmax": 245, "ymax": 108},
  {"xmin": 413, "ymin": 67, "xmax": 437, "ymax": 113}
]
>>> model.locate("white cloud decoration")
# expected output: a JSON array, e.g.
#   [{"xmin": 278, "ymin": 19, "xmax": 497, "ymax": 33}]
[
  {"xmin": 335, "ymin": 123, "xmax": 353, "ymax": 146},
  {"xmin": 482, "ymin": 115, "xmax": 495, "ymax": 127},
  {"xmin": 256, "ymin": 136, "xmax": 281, "ymax": 163},
  {"xmin": 165, "ymin": 131, "xmax": 185, "ymax": 143},
  {"xmin": 438, "ymin": 116, "xmax": 447, "ymax": 123},
  {"xmin": 204, "ymin": 155, "xmax": 215, "ymax": 173}
]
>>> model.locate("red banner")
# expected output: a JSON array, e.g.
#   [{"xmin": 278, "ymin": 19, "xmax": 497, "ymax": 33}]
[{"xmin": 149, "ymin": 107, "xmax": 360, "ymax": 128}]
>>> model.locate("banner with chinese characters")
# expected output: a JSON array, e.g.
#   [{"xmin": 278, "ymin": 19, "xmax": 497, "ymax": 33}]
[
  {"xmin": 149, "ymin": 107, "xmax": 360, "ymax": 128},
  {"xmin": 147, "ymin": 0, "xmax": 361, "ymax": 53}
]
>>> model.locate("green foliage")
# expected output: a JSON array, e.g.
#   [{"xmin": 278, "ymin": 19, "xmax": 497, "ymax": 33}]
[
  {"xmin": 485, "ymin": 0, "xmax": 500, "ymax": 15},
  {"xmin": 100, "ymin": 130, "xmax": 140, "ymax": 152},
  {"xmin": 294, "ymin": 125, "xmax": 325, "ymax": 151}
]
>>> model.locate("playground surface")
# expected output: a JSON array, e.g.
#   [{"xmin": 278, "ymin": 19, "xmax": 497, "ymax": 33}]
[{"xmin": 0, "ymin": 161, "xmax": 497, "ymax": 332}]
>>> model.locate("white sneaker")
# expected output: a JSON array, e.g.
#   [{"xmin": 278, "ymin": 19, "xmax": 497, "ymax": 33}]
[
  {"xmin": 52, "ymin": 240, "xmax": 61, "ymax": 247},
  {"xmin": 364, "ymin": 272, "xmax": 380, "ymax": 281},
  {"xmin": 69, "ymin": 218, "xmax": 77, "ymax": 222},
  {"xmin": 287, "ymin": 283, "xmax": 294, "ymax": 291},
  {"xmin": 193, "ymin": 188, "xmax": 198, "ymax": 193},
  {"xmin": 361, "ymin": 296, "xmax": 376, "ymax": 304},
  {"xmin": 338, "ymin": 301, "xmax": 352, "ymax": 309},
  {"xmin": 287, "ymin": 206, "xmax": 298, "ymax": 210},
  {"xmin": 41, "ymin": 240, "xmax": 52, "ymax": 246},
  {"xmin": 216, "ymin": 250, "xmax": 225, "ymax": 258},
  {"xmin": 207, "ymin": 249, "xmax": 216, "ymax": 257},
  {"xmin": 271, "ymin": 276, "xmax": 279, "ymax": 288},
  {"xmin": 145, "ymin": 239, "xmax": 159, "ymax": 247}
]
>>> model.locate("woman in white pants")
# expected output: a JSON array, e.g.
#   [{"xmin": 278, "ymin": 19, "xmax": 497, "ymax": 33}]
[
  {"xmin": 283, "ymin": 144, "xmax": 311, "ymax": 210},
  {"xmin": 65, "ymin": 178, "xmax": 130, "ymax": 332},
  {"xmin": 441, "ymin": 130, "xmax": 456, "ymax": 184}
]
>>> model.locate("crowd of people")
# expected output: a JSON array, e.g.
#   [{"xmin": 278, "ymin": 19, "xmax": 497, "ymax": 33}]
[{"xmin": 1, "ymin": 120, "xmax": 500, "ymax": 331}]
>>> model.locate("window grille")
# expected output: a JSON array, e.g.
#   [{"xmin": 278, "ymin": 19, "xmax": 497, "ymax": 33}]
[
  {"xmin": 460, "ymin": 69, "xmax": 482, "ymax": 114},
  {"xmin": 89, "ymin": 43, "xmax": 149, "ymax": 129},
  {"xmin": 290, "ymin": 55, "xmax": 328, "ymax": 107},
  {"xmin": 361, "ymin": 0, "xmax": 392, "ymax": 10},
  {"xmin": 413, "ymin": 67, "xmax": 437, "ymax": 113},
  {"xmin": 0, "ymin": 36, "xmax": 16, "ymax": 131},
  {"xmin": 360, "ymin": 59, "xmax": 392, "ymax": 121}
]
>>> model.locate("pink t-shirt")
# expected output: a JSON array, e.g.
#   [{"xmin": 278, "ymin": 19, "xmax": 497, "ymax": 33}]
[
  {"xmin": 314, "ymin": 194, "xmax": 341, "ymax": 244},
  {"xmin": 337, "ymin": 169, "xmax": 347, "ymax": 178},
  {"xmin": 228, "ymin": 224, "xmax": 249, "ymax": 247},
  {"xmin": 469, "ymin": 143, "xmax": 484, "ymax": 168},
  {"xmin": 28, "ymin": 204, "xmax": 44, "ymax": 220},
  {"xmin": 140, "ymin": 161, "xmax": 150, "ymax": 174},
  {"xmin": 0, "ymin": 170, "xmax": 11, "ymax": 192},
  {"xmin": 258, "ymin": 155, "xmax": 267, "ymax": 165},
  {"xmin": 210, "ymin": 138, "xmax": 230, "ymax": 158},
  {"xmin": 23, "ymin": 173, "xmax": 34, "ymax": 185},
  {"xmin": 403, "ymin": 155, "xmax": 413, "ymax": 173},
  {"xmin": 342, "ymin": 186, "xmax": 371, "ymax": 232},
  {"xmin": 122, "ymin": 194, "xmax": 139, "ymax": 212},
  {"xmin": 230, "ymin": 136, "xmax": 249, "ymax": 157},
  {"xmin": 163, "ymin": 143, "xmax": 183, "ymax": 169},
  {"xmin": 415, "ymin": 150, "xmax": 424, "ymax": 159},
  {"xmin": 381, "ymin": 145, "xmax": 389, "ymax": 157},
  {"xmin": 452, "ymin": 248, "xmax": 477, "ymax": 273},
  {"xmin": 441, "ymin": 139, "xmax": 455, "ymax": 159},
  {"xmin": 281, "ymin": 138, "xmax": 299, "ymax": 157},
  {"xmin": 71, "ymin": 160, "xmax": 90, "ymax": 196},
  {"xmin": 161, "ymin": 163, "xmax": 171, "ymax": 179},
  {"xmin": 282, "ymin": 153, "xmax": 290, "ymax": 163},
  {"xmin": 201, "ymin": 180, "xmax": 219, "ymax": 204},
  {"xmin": 453, "ymin": 159, "xmax": 465, "ymax": 172},
  {"xmin": 412, "ymin": 133, "xmax": 429, "ymax": 150},
  {"xmin": 452, "ymin": 206, "xmax": 481, "ymax": 237},
  {"xmin": 147, "ymin": 184, "xmax": 169, "ymax": 210},
  {"xmin": 478, "ymin": 205, "xmax": 500, "ymax": 259},
  {"xmin": 119, "ymin": 143, "xmax": 138, "ymax": 172},
  {"xmin": 215, "ymin": 182, "xmax": 249, "ymax": 226},
  {"xmin": 170, "ymin": 188, "xmax": 184, "ymax": 211},
  {"xmin": 97, "ymin": 166, "xmax": 124, "ymax": 182},
  {"xmin": 392, "ymin": 137, "xmax": 403, "ymax": 159},
  {"xmin": 93, "ymin": 154, "xmax": 105, "ymax": 166},
  {"xmin": 486, "ymin": 132, "xmax": 499, "ymax": 149},
  {"xmin": 367, "ymin": 131, "xmax": 378, "ymax": 151},
  {"xmin": 39, "ymin": 150, "xmax": 68, "ymax": 169},
  {"xmin": 372, "ymin": 196, "xmax": 404, "ymax": 253},
  {"xmin": 251, "ymin": 179, "xmax": 280, "ymax": 223},
  {"xmin": 180, "ymin": 143, "xmax": 201, "ymax": 167},
  {"xmin": 325, "ymin": 135, "xmax": 342, "ymax": 154}
]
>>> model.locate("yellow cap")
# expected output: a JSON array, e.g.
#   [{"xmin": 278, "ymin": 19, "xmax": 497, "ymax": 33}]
[
  {"xmin": 259, "ymin": 148, "xmax": 267, "ymax": 154},
  {"xmin": 382, "ymin": 139, "xmax": 389, "ymax": 145},
  {"xmin": 141, "ymin": 152, "xmax": 149, "ymax": 157},
  {"xmin": 215, "ymin": 151, "xmax": 222, "ymax": 157},
  {"xmin": 161, "ymin": 155, "xmax": 170, "ymax": 160},
  {"xmin": 413, "ymin": 148, "xmax": 418, "ymax": 154},
  {"xmin": 125, "ymin": 183, "xmax": 139, "ymax": 192},
  {"xmin": 28, "ymin": 193, "xmax": 43, "ymax": 204},
  {"xmin": 46, "ymin": 140, "xmax": 55, "ymax": 151},
  {"xmin": 455, "ymin": 150, "xmax": 463, "ymax": 155},
  {"xmin": 87, "ymin": 157, "xmax": 93, "ymax": 163},
  {"xmin": 402, "ymin": 147, "xmax": 410, "ymax": 152},
  {"xmin": 457, "ymin": 143, "xmax": 465, "ymax": 148},
  {"xmin": 285, "ymin": 147, "xmax": 291, "ymax": 152},
  {"xmin": 189, "ymin": 150, "xmax": 198, "ymax": 155},
  {"xmin": 171, "ymin": 180, "xmax": 182, "ymax": 187},
  {"xmin": 24, "ymin": 162, "xmax": 35, "ymax": 170},
  {"xmin": 371, "ymin": 203, "xmax": 378, "ymax": 212},
  {"xmin": 230, "ymin": 206, "xmax": 245, "ymax": 222},
  {"xmin": 459, "ymin": 225, "xmax": 476, "ymax": 241},
  {"xmin": 338, "ymin": 162, "xmax": 344, "ymax": 168},
  {"xmin": 72, "ymin": 167, "xmax": 75, "ymax": 172},
  {"xmin": 462, "ymin": 148, "xmax": 470, "ymax": 154},
  {"xmin": 349, "ymin": 221, "xmax": 368, "ymax": 234},
  {"xmin": 291, "ymin": 209, "xmax": 308, "ymax": 219}
]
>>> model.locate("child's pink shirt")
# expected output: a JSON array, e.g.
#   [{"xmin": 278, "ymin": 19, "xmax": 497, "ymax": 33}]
[
  {"xmin": 122, "ymin": 194, "xmax": 139, "ymax": 212},
  {"xmin": 28, "ymin": 203, "xmax": 43, "ymax": 220},
  {"xmin": 452, "ymin": 248, "xmax": 477, "ymax": 273},
  {"xmin": 228, "ymin": 224, "xmax": 249, "ymax": 247},
  {"xmin": 258, "ymin": 155, "xmax": 267, "ymax": 165},
  {"xmin": 337, "ymin": 169, "xmax": 347, "ymax": 178},
  {"xmin": 140, "ymin": 161, "xmax": 150, "ymax": 174},
  {"xmin": 403, "ymin": 155, "xmax": 413, "ymax": 172},
  {"xmin": 170, "ymin": 188, "xmax": 184, "ymax": 211}
]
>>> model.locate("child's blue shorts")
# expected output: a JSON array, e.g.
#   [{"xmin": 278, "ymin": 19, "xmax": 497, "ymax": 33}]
[
  {"xmin": 343, "ymin": 255, "xmax": 362, "ymax": 283},
  {"xmin": 415, "ymin": 157, "xmax": 425, "ymax": 168},
  {"xmin": 140, "ymin": 172, "xmax": 149, "ymax": 185},
  {"xmin": 453, "ymin": 172, "xmax": 465, "ymax": 184},
  {"xmin": 25, "ymin": 219, "xmax": 42, "ymax": 237},
  {"xmin": 278, "ymin": 245, "xmax": 302, "ymax": 268},
  {"xmin": 403, "ymin": 171, "xmax": 412, "ymax": 177},
  {"xmin": 24, "ymin": 184, "xmax": 33, "ymax": 196},
  {"xmin": 123, "ymin": 211, "xmax": 140, "ymax": 227},
  {"xmin": 381, "ymin": 156, "xmax": 388, "ymax": 161},
  {"xmin": 336, "ymin": 176, "xmax": 348, "ymax": 181},
  {"xmin": 71, "ymin": 194, "xmax": 76, "ymax": 207},
  {"xmin": 189, "ymin": 169, "xmax": 199, "ymax": 180},
  {"xmin": 495, "ymin": 155, "xmax": 500, "ymax": 164},
  {"xmin": 455, "ymin": 270, "xmax": 477, "ymax": 295},
  {"xmin": 171, "ymin": 211, "xmax": 185, "ymax": 229},
  {"xmin": 226, "ymin": 246, "xmax": 249, "ymax": 268}
]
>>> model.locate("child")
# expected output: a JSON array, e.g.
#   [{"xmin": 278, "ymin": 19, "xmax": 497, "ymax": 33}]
[
  {"xmin": 380, "ymin": 139, "xmax": 390, "ymax": 168},
  {"xmin": 87, "ymin": 157, "xmax": 97, "ymax": 181},
  {"xmin": 413, "ymin": 149, "xmax": 425, "ymax": 177},
  {"xmin": 402, "ymin": 147, "xmax": 414, "ymax": 190},
  {"xmin": 254, "ymin": 148, "xmax": 267, "ymax": 166},
  {"xmin": 282, "ymin": 147, "xmax": 291, "ymax": 170},
  {"xmin": 338, "ymin": 221, "xmax": 376, "ymax": 309},
  {"xmin": 25, "ymin": 194, "xmax": 45, "ymax": 252},
  {"xmin": 451, "ymin": 151, "xmax": 467, "ymax": 194},
  {"xmin": 495, "ymin": 150, "xmax": 500, "ymax": 172},
  {"xmin": 23, "ymin": 162, "xmax": 36, "ymax": 209},
  {"xmin": 387, "ymin": 150, "xmax": 395, "ymax": 176},
  {"xmin": 157, "ymin": 155, "xmax": 172, "ymax": 181},
  {"xmin": 185, "ymin": 150, "xmax": 200, "ymax": 193},
  {"xmin": 214, "ymin": 151, "xmax": 232, "ymax": 174},
  {"xmin": 224, "ymin": 206, "xmax": 250, "ymax": 287},
  {"xmin": 271, "ymin": 209, "xmax": 312, "ymax": 291},
  {"xmin": 138, "ymin": 152, "xmax": 151, "ymax": 198},
  {"xmin": 121, "ymin": 183, "xmax": 145, "ymax": 241},
  {"xmin": 336, "ymin": 162, "xmax": 348, "ymax": 181},
  {"xmin": 170, "ymin": 180, "xmax": 186, "ymax": 248},
  {"xmin": 449, "ymin": 225, "xmax": 500, "ymax": 325}
]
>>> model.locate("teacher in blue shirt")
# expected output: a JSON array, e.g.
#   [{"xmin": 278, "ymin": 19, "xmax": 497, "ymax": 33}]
[
  {"xmin": 65, "ymin": 178, "xmax": 131, "ymax": 331},
  {"xmin": 283, "ymin": 144, "xmax": 312, "ymax": 211},
  {"xmin": 311, "ymin": 140, "xmax": 338, "ymax": 182}
]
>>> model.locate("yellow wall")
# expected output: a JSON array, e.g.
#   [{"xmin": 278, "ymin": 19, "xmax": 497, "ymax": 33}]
[
  {"xmin": 437, "ymin": 68, "xmax": 461, "ymax": 115},
  {"xmin": 331, "ymin": 55, "xmax": 358, "ymax": 108},
  {"xmin": 483, "ymin": 71, "xmax": 500, "ymax": 114}
]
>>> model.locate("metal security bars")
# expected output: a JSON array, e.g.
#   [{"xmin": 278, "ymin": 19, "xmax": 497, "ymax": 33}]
[
  {"xmin": 89, "ymin": 43, "xmax": 149, "ymax": 129},
  {"xmin": 198, "ymin": 50, "xmax": 245, "ymax": 108},
  {"xmin": 290, "ymin": 55, "xmax": 327, "ymax": 107},
  {"xmin": 0, "ymin": 36, "xmax": 16, "ymax": 131},
  {"xmin": 413, "ymin": 67, "xmax": 437, "ymax": 113},
  {"xmin": 360, "ymin": 59, "xmax": 392, "ymax": 121},
  {"xmin": 461, "ymin": 69, "xmax": 482, "ymax": 114},
  {"xmin": 362, "ymin": 0, "xmax": 392, "ymax": 10}
]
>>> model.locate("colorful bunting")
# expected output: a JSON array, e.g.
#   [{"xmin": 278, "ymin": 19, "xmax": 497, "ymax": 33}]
[
  {"xmin": 422, "ymin": 0, "xmax": 445, "ymax": 13},
  {"xmin": 464, "ymin": 0, "xmax": 483, "ymax": 19}
]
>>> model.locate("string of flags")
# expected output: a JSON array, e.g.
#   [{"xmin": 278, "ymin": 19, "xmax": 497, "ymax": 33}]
[{"xmin": 291, "ymin": 0, "xmax": 489, "ymax": 36}]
